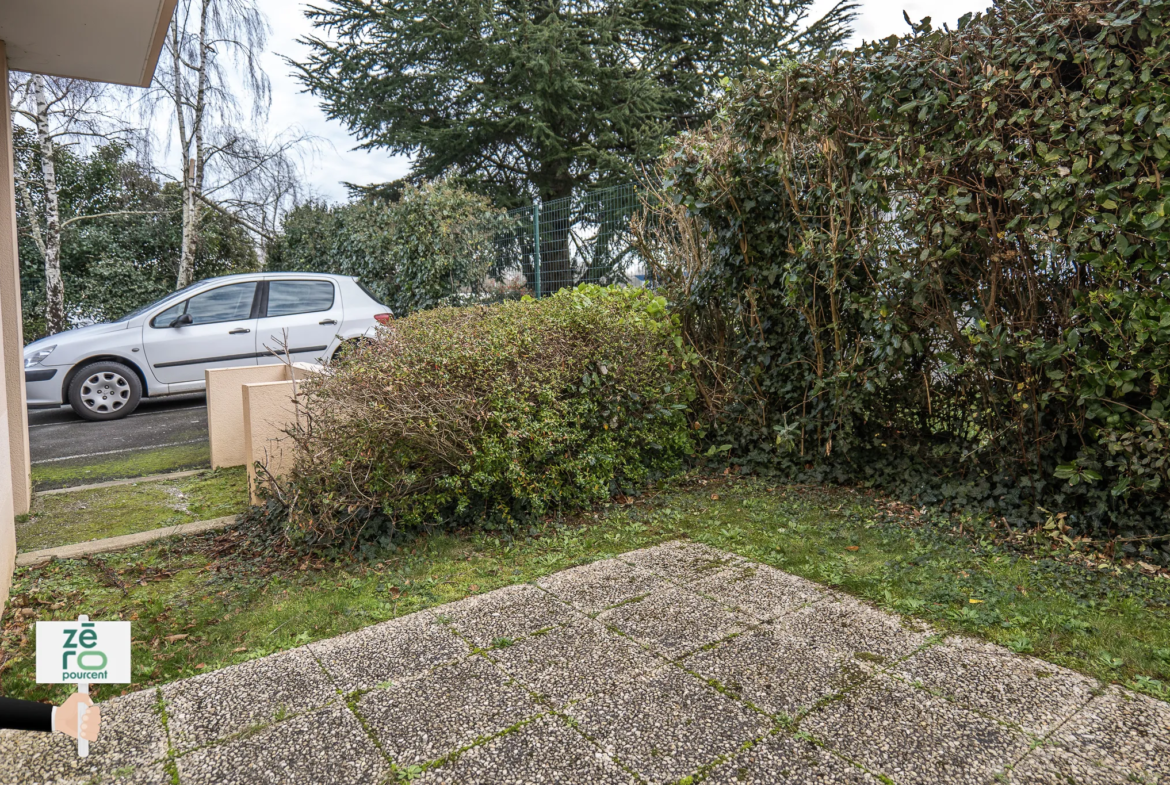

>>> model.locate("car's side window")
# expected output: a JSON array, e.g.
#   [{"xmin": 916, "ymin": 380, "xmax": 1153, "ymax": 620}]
[
  {"xmin": 265, "ymin": 280, "xmax": 335, "ymax": 317},
  {"xmin": 150, "ymin": 283, "xmax": 257, "ymax": 328}
]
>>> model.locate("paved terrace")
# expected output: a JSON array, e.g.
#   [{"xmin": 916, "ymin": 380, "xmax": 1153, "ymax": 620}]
[{"xmin": 3, "ymin": 541, "xmax": 1169, "ymax": 784}]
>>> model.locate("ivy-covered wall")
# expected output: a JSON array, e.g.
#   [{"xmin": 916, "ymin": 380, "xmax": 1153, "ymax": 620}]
[{"xmin": 663, "ymin": 0, "xmax": 1170, "ymax": 556}]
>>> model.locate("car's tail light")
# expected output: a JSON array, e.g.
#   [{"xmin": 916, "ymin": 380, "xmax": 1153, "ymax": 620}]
[{"xmin": 374, "ymin": 313, "xmax": 392, "ymax": 325}]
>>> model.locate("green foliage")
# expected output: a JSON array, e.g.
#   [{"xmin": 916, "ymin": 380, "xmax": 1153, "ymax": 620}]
[
  {"xmin": 293, "ymin": 0, "xmax": 857, "ymax": 206},
  {"xmin": 271, "ymin": 285, "xmax": 696, "ymax": 544},
  {"xmin": 15, "ymin": 134, "xmax": 257, "ymax": 341},
  {"xmin": 267, "ymin": 181, "xmax": 512, "ymax": 314},
  {"xmin": 662, "ymin": 0, "xmax": 1170, "ymax": 553}
]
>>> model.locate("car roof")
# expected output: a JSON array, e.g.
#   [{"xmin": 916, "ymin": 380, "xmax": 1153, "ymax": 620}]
[{"xmin": 188, "ymin": 272, "xmax": 357, "ymax": 286}]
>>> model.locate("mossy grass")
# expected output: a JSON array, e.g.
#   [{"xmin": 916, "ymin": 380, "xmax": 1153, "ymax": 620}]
[
  {"xmin": 31, "ymin": 442, "xmax": 211, "ymax": 491},
  {"xmin": 16, "ymin": 467, "xmax": 248, "ymax": 551},
  {"xmin": 2, "ymin": 475, "xmax": 1167, "ymax": 706}
]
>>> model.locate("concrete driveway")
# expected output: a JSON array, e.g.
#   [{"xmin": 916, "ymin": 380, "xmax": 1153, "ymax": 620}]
[
  {"xmin": 3, "ymin": 541, "xmax": 1166, "ymax": 784},
  {"xmin": 28, "ymin": 394, "xmax": 209, "ymax": 489}
]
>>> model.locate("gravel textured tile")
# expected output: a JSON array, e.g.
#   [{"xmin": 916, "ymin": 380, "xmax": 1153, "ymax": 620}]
[
  {"xmin": 355, "ymin": 654, "xmax": 542, "ymax": 767},
  {"xmin": 617, "ymin": 541, "xmax": 744, "ymax": 584},
  {"xmin": 439, "ymin": 583, "xmax": 581, "ymax": 648},
  {"xmin": 488, "ymin": 617, "xmax": 664, "ymax": 707},
  {"xmin": 161, "ymin": 645, "xmax": 338, "ymax": 752},
  {"xmin": 566, "ymin": 665, "xmax": 770, "ymax": 784},
  {"xmin": 705, "ymin": 731, "xmax": 882, "ymax": 784},
  {"xmin": 692, "ymin": 562, "xmax": 827, "ymax": 621},
  {"xmin": 598, "ymin": 584, "xmax": 749, "ymax": 660},
  {"xmin": 414, "ymin": 714, "xmax": 635, "ymax": 784},
  {"xmin": 684, "ymin": 626, "xmax": 874, "ymax": 717},
  {"xmin": 802, "ymin": 674, "xmax": 1031, "ymax": 785},
  {"xmin": 0, "ymin": 689, "xmax": 169, "ymax": 785},
  {"xmin": 894, "ymin": 635, "xmax": 1098, "ymax": 735},
  {"xmin": 1004, "ymin": 686, "xmax": 1170, "ymax": 784},
  {"xmin": 309, "ymin": 609, "xmax": 471, "ymax": 693},
  {"xmin": 777, "ymin": 593, "xmax": 932, "ymax": 665},
  {"xmin": 177, "ymin": 703, "xmax": 387, "ymax": 785},
  {"xmin": 536, "ymin": 558, "xmax": 669, "ymax": 614}
]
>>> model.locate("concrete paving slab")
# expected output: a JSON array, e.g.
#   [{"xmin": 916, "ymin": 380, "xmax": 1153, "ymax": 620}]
[
  {"xmin": 161, "ymin": 645, "xmax": 338, "ymax": 752},
  {"xmin": 565, "ymin": 664, "xmax": 770, "ymax": 784},
  {"xmin": 617, "ymin": 541, "xmax": 744, "ymax": 584},
  {"xmin": 704, "ymin": 731, "xmax": 882, "ymax": 785},
  {"xmin": 691, "ymin": 561, "xmax": 828, "ymax": 621},
  {"xmin": 0, "ymin": 689, "xmax": 168, "ymax": 785},
  {"xmin": 309, "ymin": 609, "xmax": 471, "ymax": 694},
  {"xmin": 4, "ymin": 542, "xmax": 1168, "ymax": 785},
  {"xmin": 176, "ymin": 703, "xmax": 387, "ymax": 785},
  {"xmin": 894, "ymin": 634, "xmax": 1099, "ymax": 736},
  {"xmin": 683, "ymin": 626, "xmax": 873, "ymax": 717},
  {"xmin": 439, "ymin": 583, "xmax": 582, "ymax": 648},
  {"xmin": 487, "ymin": 617, "xmax": 664, "ymax": 708},
  {"xmin": 597, "ymin": 584, "xmax": 749, "ymax": 660},
  {"xmin": 777, "ymin": 593, "xmax": 932, "ymax": 665},
  {"xmin": 1004, "ymin": 685, "xmax": 1170, "ymax": 784},
  {"xmin": 414, "ymin": 714, "xmax": 635, "ymax": 785},
  {"xmin": 802, "ymin": 673, "xmax": 1031, "ymax": 785},
  {"xmin": 355, "ymin": 654, "xmax": 542, "ymax": 767},
  {"xmin": 536, "ymin": 558, "xmax": 669, "ymax": 614}
]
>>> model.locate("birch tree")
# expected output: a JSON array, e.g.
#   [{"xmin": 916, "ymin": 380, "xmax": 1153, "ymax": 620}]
[
  {"xmin": 152, "ymin": 0, "xmax": 308, "ymax": 288},
  {"xmin": 10, "ymin": 75, "xmax": 138, "ymax": 334}
]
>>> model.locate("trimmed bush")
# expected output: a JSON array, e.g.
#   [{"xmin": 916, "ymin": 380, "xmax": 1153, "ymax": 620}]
[
  {"xmin": 270, "ymin": 285, "xmax": 696, "ymax": 544},
  {"xmin": 657, "ymin": 0, "xmax": 1170, "ymax": 553}
]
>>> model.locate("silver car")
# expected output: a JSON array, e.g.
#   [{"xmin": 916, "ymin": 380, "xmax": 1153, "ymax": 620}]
[{"xmin": 23, "ymin": 272, "xmax": 391, "ymax": 421}]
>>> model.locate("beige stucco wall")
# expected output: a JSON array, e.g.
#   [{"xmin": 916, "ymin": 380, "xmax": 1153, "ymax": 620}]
[
  {"xmin": 0, "ymin": 42, "xmax": 29, "ymax": 519},
  {"xmin": 207, "ymin": 363, "xmax": 320, "ymax": 470},
  {"xmin": 206, "ymin": 365, "xmax": 290, "ymax": 468},
  {"xmin": 242, "ymin": 380, "xmax": 301, "ymax": 504},
  {"xmin": 0, "ymin": 40, "xmax": 26, "ymax": 614}
]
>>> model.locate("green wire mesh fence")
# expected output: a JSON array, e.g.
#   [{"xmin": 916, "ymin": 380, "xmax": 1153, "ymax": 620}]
[{"xmin": 490, "ymin": 182, "xmax": 649, "ymax": 297}]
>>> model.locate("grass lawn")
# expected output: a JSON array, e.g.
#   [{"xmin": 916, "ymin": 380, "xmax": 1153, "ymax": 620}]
[
  {"xmin": 15, "ymin": 468, "xmax": 249, "ymax": 552},
  {"xmin": 31, "ymin": 442, "xmax": 211, "ymax": 491},
  {"xmin": 2, "ymin": 475, "xmax": 1168, "ymax": 706}
]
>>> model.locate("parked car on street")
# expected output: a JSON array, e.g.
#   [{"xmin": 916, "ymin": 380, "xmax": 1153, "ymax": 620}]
[{"xmin": 23, "ymin": 273, "xmax": 391, "ymax": 421}]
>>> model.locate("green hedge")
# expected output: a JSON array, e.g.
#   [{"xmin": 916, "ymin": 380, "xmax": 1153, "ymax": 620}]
[
  {"xmin": 271, "ymin": 285, "xmax": 696, "ymax": 545},
  {"xmin": 660, "ymin": 0, "xmax": 1170, "ymax": 555}
]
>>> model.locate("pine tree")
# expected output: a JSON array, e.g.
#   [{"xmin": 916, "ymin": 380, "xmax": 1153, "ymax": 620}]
[{"xmin": 295, "ymin": 0, "xmax": 856, "ymax": 206}]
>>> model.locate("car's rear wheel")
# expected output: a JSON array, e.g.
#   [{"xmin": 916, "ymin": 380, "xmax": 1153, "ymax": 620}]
[{"xmin": 67, "ymin": 361, "xmax": 142, "ymax": 421}]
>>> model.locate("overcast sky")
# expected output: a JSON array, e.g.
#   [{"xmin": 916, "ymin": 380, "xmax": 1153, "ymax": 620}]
[{"xmin": 255, "ymin": 0, "xmax": 993, "ymax": 203}]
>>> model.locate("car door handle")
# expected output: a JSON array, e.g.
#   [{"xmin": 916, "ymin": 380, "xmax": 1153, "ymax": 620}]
[
  {"xmin": 229, "ymin": 328, "xmax": 251, "ymax": 334},
  {"xmin": 319, "ymin": 319, "xmax": 338, "ymax": 325}
]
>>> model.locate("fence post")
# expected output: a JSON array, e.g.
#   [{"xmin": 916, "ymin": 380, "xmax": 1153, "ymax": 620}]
[{"xmin": 532, "ymin": 199, "xmax": 542, "ymax": 299}]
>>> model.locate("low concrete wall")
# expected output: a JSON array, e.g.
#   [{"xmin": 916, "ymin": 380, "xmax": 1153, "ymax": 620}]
[
  {"xmin": 207, "ymin": 363, "xmax": 320, "ymax": 469},
  {"xmin": 242, "ymin": 380, "xmax": 301, "ymax": 504},
  {"xmin": 207, "ymin": 365, "xmax": 289, "ymax": 468}
]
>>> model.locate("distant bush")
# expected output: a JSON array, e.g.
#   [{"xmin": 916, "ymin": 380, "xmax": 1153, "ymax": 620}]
[
  {"xmin": 655, "ymin": 0, "xmax": 1170, "ymax": 555},
  {"xmin": 266, "ymin": 180, "xmax": 513, "ymax": 315},
  {"xmin": 269, "ymin": 285, "xmax": 696, "ymax": 545}
]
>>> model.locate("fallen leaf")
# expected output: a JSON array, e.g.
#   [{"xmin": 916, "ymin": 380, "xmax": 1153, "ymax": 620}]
[
  {"xmin": 469, "ymin": 584, "xmax": 480, "ymax": 592},
  {"xmin": 164, "ymin": 634, "xmax": 189, "ymax": 643},
  {"xmin": 388, "ymin": 587, "xmax": 402, "ymax": 599},
  {"xmin": 232, "ymin": 647, "xmax": 247, "ymax": 654},
  {"xmin": 711, "ymin": 493, "xmax": 720, "ymax": 501},
  {"xmin": 195, "ymin": 663, "xmax": 205, "ymax": 670},
  {"xmin": 845, "ymin": 546, "xmax": 859, "ymax": 552}
]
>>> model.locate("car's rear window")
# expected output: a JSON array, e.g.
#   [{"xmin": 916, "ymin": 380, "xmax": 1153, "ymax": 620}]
[
  {"xmin": 355, "ymin": 280, "xmax": 387, "ymax": 307},
  {"xmin": 266, "ymin": 280, "xmax": 335, "ymax": 317}
]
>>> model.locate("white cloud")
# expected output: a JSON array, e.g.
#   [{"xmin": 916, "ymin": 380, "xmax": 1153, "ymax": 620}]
[{"xmin": 256, "ymin": 0, "xmax": 994, "ymax": 204}]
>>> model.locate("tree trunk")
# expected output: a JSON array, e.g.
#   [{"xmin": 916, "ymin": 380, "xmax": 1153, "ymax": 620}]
[
  {"xmin": 33, "ymin": 76, "xmax": 66, "ymax": 334},
  {"xmin": 175, "ymin": 1, "xmax": 210, "ymax": 290},
  {"xmin": 535, "ymin": 175, "xmax": 575, "ymax": 294}
]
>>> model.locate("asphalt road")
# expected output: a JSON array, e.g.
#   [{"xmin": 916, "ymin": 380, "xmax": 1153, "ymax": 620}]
[{"xmin": 27, "ymin": 393, "xmax": 209, "ymax": 471}]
